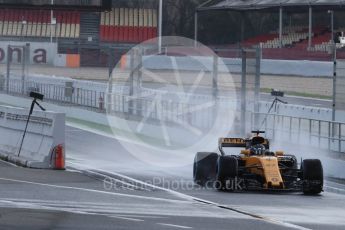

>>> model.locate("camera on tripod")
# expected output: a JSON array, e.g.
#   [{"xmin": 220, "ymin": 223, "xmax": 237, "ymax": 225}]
[
  {"xmin": 260, "ymin": 89, "xmax": 288, "ymax": 129},
  {"xmin": 29, "ymin": 91, "xmax": 44, "ymax": 101},
  {"xmin": 271, "ymin": 89, "xmax": 284, "ymax": 97}
]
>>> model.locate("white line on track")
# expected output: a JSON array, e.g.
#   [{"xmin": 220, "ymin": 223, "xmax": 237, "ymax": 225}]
[
  {"xmin": 67, "ymin": 161, "xmax": 312, "ymax": 230},
  {"xmin": 325, "ymin": 185, "xmax": 345, "ymax": 193},
  {"xmin": 157, "ymin": 223, "xmax": 193, "ymax": 229},
  {"xmin": 116, "ymin": 215, "xmax": 167, "ymax": 219},
  {"xmin": 0, "ymin": 177, "xmax": 191, "ymax": 204},
  {"xmin": 0, "ymin": 199, "xmax": 146, "ymax": 223},
  {"xmin": 65, "ymin": 129, "xmax": 86, "ymax": 133},
  {"xmin": 0, "ymin": 159, "xmax": 18, "ymax": 167},
  {"xmin": 85, "ymin": 169, "xmax": 150, "ymax": 191},
  {"xmin": 108, "ymin": 215, "xmax": 145, "ymax": 222}
]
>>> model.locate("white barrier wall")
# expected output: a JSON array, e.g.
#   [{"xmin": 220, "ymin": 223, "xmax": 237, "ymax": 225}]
[
  {"xmin": 0, "ymin": 105, "xmax": 65, "ymax": 169},
  {"xmin": 123, "ymin": 55, "xmax": 333, "ymax": 77}
]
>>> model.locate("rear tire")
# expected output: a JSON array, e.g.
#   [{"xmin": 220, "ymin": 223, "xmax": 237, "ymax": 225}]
[
  {"xmin": 193, "ymin": 152, "xmax": 218, "ymax": 186},
  {"xmin": 216, "ymin": 156, "xmax": 238, "ymax": 190},
  {"xmin": 301, "ymin": 159, "xmax": 323, "ymax": 195}
]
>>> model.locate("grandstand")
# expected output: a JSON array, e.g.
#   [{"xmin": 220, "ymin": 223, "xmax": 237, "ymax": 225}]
[
  {"xmin": 0, "ymin": 8, "xmax": 157, "ymax": 43},
  {"xmin": 0, "ymin": 9, "xmax": 80, "ymax": 38},
  {"xmin": 198, "ymin": 0, "xmax": 345, "ymax": 60},
  {"xmin": 0, "ymin": 0, "xmax": 158, "ymax": 66},
  {"xmin": 100, "ymin": 8, "xmax": 157, "ymax": 43}
]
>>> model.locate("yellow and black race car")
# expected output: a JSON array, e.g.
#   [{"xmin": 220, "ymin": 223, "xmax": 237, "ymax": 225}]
[{"xmin": 193, "ymin": 131, "xmax": 323, "ymax": 195}]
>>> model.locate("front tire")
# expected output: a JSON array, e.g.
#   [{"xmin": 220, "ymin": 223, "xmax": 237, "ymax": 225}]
[
  {"xmin": 216, "ymin": 156, "xmax": 238, "ymax": 191},
  {"xmin": 301, "ymin": 159, "xmax": 323, "ymax": 195},
  {"xmin": 193, "ymin": 152, "xmax": 218, "ymax": 186}
]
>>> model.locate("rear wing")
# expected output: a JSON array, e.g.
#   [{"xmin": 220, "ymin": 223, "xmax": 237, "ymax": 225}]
[
  {"xmin": 219, "ymin": 138, "xmax": 247, "ymax": 148},
  {"xmin": 219, "ymin": 137, "xmax": 270, "ymax": 149}
]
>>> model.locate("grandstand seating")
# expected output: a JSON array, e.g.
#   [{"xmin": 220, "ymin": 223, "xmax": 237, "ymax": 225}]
[
  {"xmin": 230, "ymin": 25, "xmax": 345, "ymax": 60},
  {"xmin": 308, "ymin": 28, "xmax": 345, "ymax": 52},
  {"xmin": 100, "ymin": 8, "xmax": 158, "ymax": 43},
  {"xmin": 0, "ymin": 8, "xmax": 157, "ymax": 44},
  {"xmin": 0, "ymin": 9, "xmax": 80, "ymax": 38},
  {"xmin": 243, "ymin": 26, "xmax": 330, "ymax": 49}
]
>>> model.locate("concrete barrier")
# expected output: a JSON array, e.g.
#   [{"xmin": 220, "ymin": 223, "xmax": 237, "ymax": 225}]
[
  {"xmin": 0, "ymin": 105, "xmax": 65, "ymax": 169},
  {"xmin": 121, "ymin": 55, "xmax": 333, "ymax": 77}
]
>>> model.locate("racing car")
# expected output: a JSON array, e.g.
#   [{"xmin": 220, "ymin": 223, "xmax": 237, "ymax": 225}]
[{"xmin": 193, "ymin": 131, "xmax": 323, "ymax": 195}]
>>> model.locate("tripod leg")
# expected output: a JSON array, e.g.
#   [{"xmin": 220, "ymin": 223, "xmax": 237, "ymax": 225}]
[
  {"xmin": 18, "ymin": 100, "xmax": 35, "ymax": 157},
  {"xmin": 260, "ymin": 99, "xmax": 277, "ymax": 129}
]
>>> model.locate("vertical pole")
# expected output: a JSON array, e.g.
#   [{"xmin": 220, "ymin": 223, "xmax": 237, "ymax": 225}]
[
  {"xmin": 212, "ymin": 54, "xmax": 218, "ymax": 98},
  {"xmin": 241, "ymin": 50, "xmax": 247, "ymax": 136},
  {"xmin": 194, "ymin": 11, "xmax": 198, "ymax": 47},
  {"xmin": 137, "ymin": 48, "xmax": 143, "ymax": 116},
  {"xmin": 107, "ymin": 47, "xmax": 114, "ymax": 113},
  {"xmin": 332, "ymin": 44, "xmax": 337, "ymax": 129},
  {"xmin": 158, "ymin": 0, "xmax": 163, "ymax": 53},
  {"xmin": 308, "ymin": 6, "xmax": 313, "ymax": 49},
  {"xmin": 254, "ymin": 46, "xmax": 261, "ymax": 129},
  {"xmin": 279, "ymin": 7, "xmax": 283, "ymax": 48},
  {"xmin": 25, "ymin": 43, "xmax": 30, "ymax": 78},
  {"xmin": 129, "ymin": 49, "xmax": 135, "ymax": 115},
  {"xmin": 240, "ymin": 12, "xmax": 245, "ymax": 43},
  {"xmin": 108, "ymin": 47, "xmax": 114, "ymax": 79},
  {"xmin": 138, "ymin": 48, "xmax": 143, "ymax": 88},
  {"xmin": 6, "ymin": 46, "xmax": 11, "ymax": 94},
  {"xmin": 21, "ymin": 46, "xmax": 25, "ymax": 95},
  {"xmin": 50, "ymin": 0, "xmax": 54, "ymax": 43},
  {"xmin": 339, "ymin": 124, "xmax": 342, "ymax": 152},
  {"xmin": 328, "ymin": 10, "xmax": 334, "ymax": 43}
]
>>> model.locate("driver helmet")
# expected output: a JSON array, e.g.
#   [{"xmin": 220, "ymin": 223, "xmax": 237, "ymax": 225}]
[{"xmin": 250, "ymin": 144, "xmax": 266, "ymax": 155}]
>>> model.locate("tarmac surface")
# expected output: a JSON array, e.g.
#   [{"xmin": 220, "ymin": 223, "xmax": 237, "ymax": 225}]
[
  {"xmin": 2, "ymin": 124, "xmax": 344, "ymax": 230},
  {"xmin": 0, "ymin": 161, "xmax": 304, "ymax": 230}
]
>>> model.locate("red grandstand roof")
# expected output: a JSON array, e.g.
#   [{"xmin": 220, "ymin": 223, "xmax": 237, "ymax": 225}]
[{"xmin": 198, "ymin": 0, "xmax": 345, "ymax": 12}]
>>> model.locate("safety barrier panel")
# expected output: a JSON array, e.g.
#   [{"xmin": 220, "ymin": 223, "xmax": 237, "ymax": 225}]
[{"xmin": 0, "ymin": 105, "xmax": 65, "ymax": 169}]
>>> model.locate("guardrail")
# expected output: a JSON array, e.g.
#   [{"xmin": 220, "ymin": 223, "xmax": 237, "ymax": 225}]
[
  {"xmin": 3, "ymin": 77, "xmax": 343, "ymax": 150},
  {"xmin": 106, "ymin": 93, "xmax": 220, "ymax": 130},
  {"xmin": 254, "ymin": 112, "xmax": 345, "ymax": 153},
  {"xmin": 1, "ymin": 78, "xmax": 106, "ymax": 111},
  {"xmin": 0, "ymin": 78, "xmax": 220, "ymax": 130}
]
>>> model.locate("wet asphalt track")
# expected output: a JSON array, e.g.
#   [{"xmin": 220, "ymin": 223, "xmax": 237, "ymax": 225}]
[{"xmin": 1, "ymin": 125, "xmax": 345, "ymax": 230}]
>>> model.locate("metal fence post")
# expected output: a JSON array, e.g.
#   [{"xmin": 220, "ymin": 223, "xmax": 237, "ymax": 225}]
[
  {"xmin": 129, "ymin": 49, "xmax": 135, "ymax": 115},
  {"xmin": 212, "ymin": 54, "xmax": 218, "ymax": 98},
  {"xmin": 297, "ymin": 118, "xmax": 301, "ymax": 144},
  {"xmin": 309, "ymin": 119, "xmax": 312, "ymax": 145},
  {"xmin": 254, "ymin": 46, "xmax": 261, "ymax": 130},
  {"xmin": 6, "ymin": 46, "xmax": 11, "ymax": 94},
  {"xmin": 289, "ymin": 117, "xmax": 292, "ymax": 141},
  {"xmin": 241, "ymin": 49, "xmax": 247, "ymax": 136},
  {"xmin": 318, "ymin": 121, "xmax": 321, "ymax": 148},
  {"xmin": 328, "ymin": 122, "xmax": 331, "ymax": 151},
  {"xmin": 137, "ymin": 48, "xmax": 143, "ymax": 116},
  {"xmin": 332, "ymin": 44, "xmax": 337, "ymax": 137},
  {"xmin": 339, "ymin": 123, "xmax": 342, "ymax": 152}
]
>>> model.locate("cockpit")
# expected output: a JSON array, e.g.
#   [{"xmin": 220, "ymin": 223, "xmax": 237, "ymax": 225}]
[
  {"xmin": 248, "ymin": 136, "xmax": 268, "ymax": 155},
  {"xmin": 250, "ymin": 144, "xmax": 267, "ymax": 155}
]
